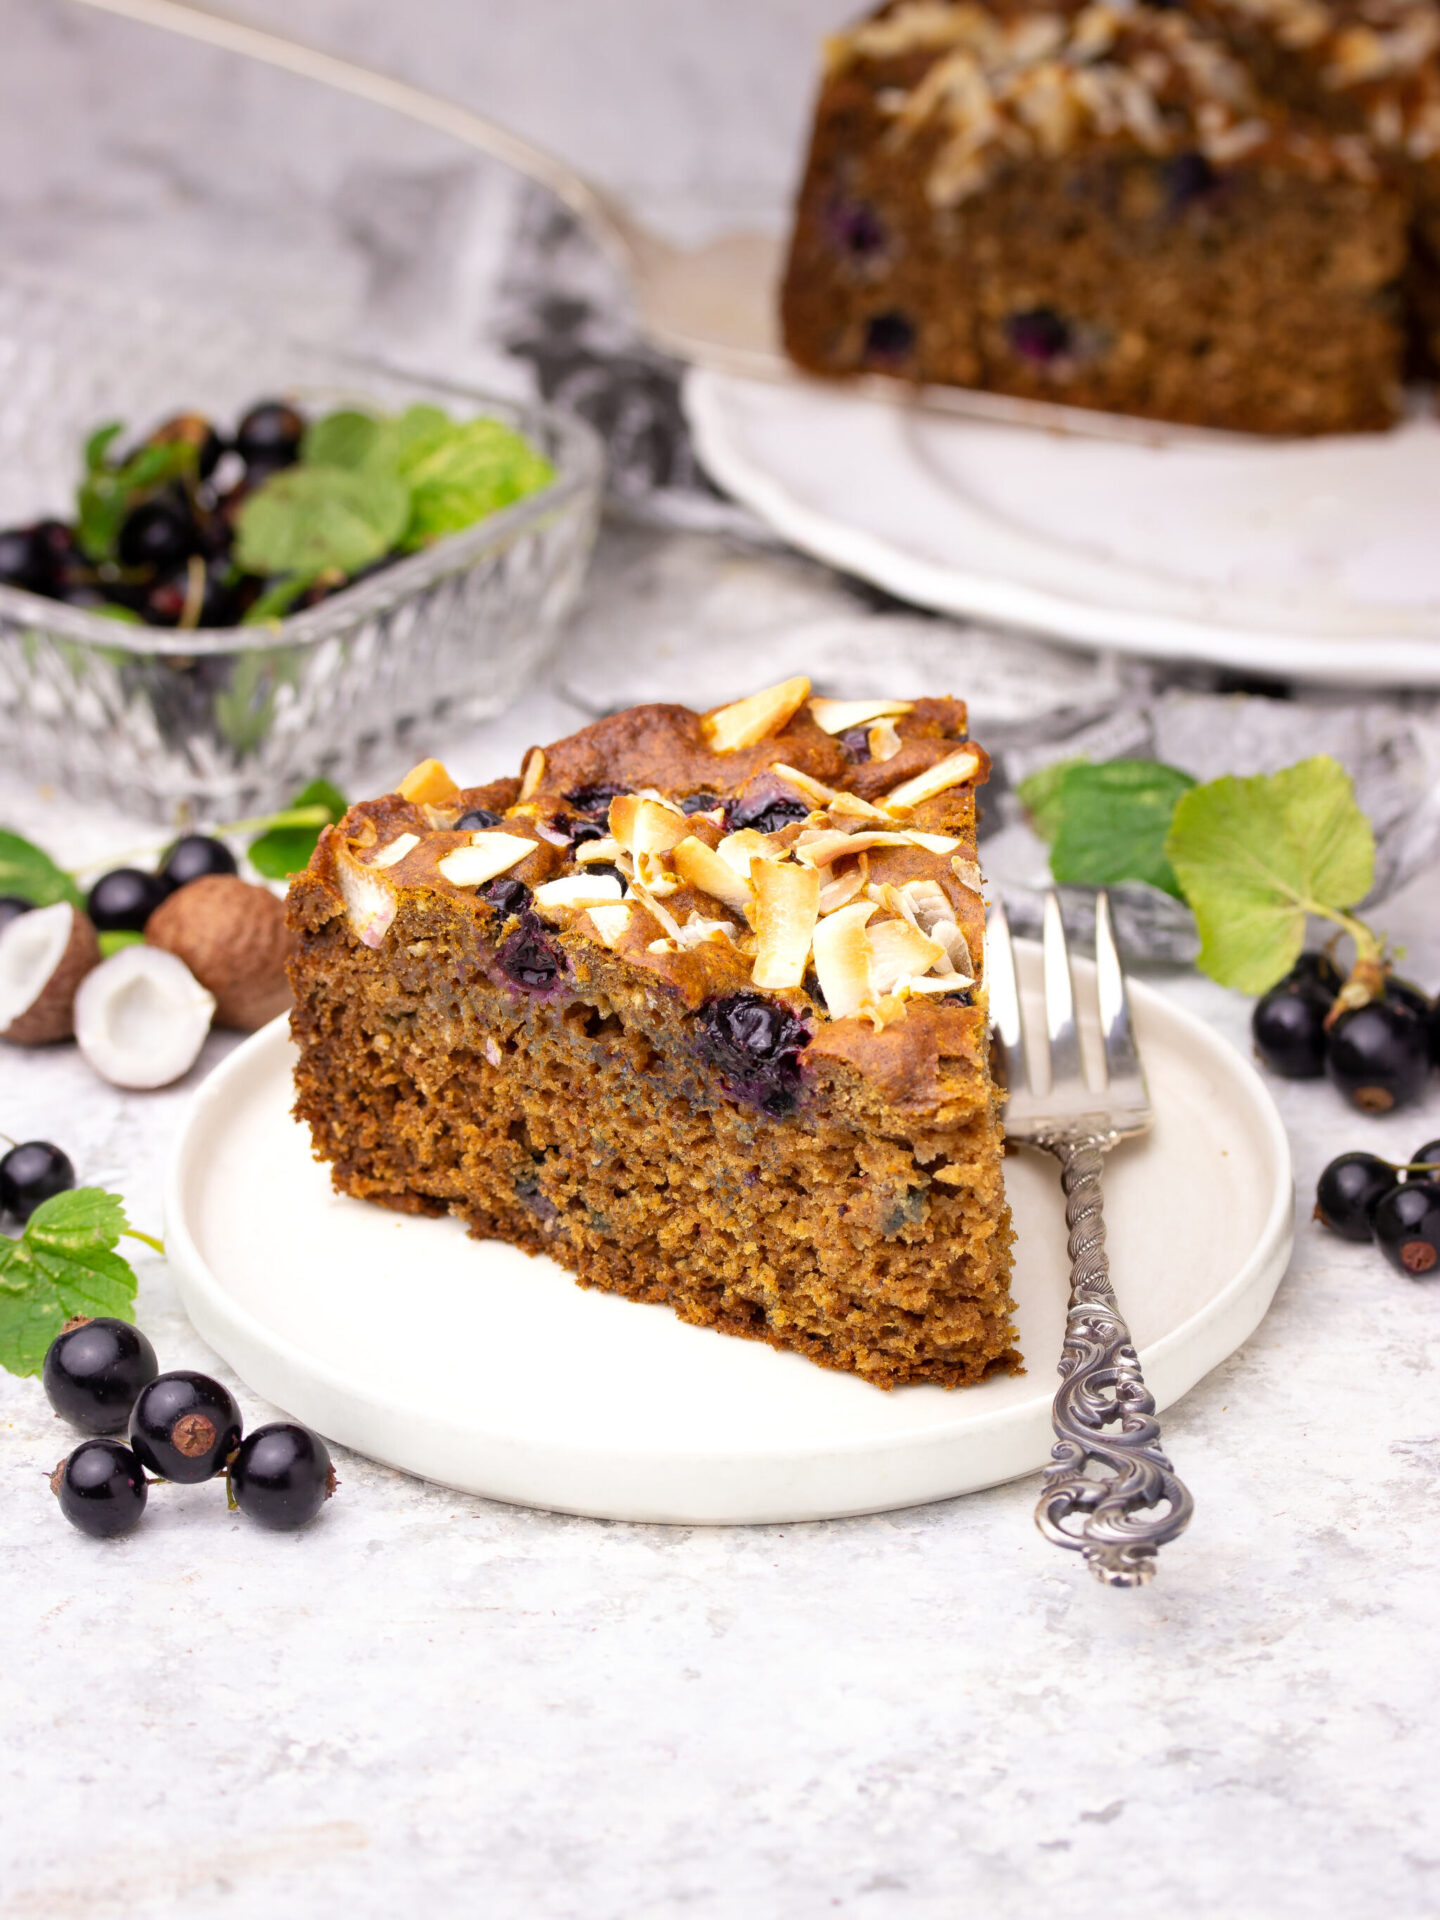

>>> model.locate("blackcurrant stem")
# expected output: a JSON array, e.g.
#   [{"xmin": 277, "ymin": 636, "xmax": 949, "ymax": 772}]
[
  {"xmin": 122, "ymin": 1228, "xmax": 166, "ymax": 1255},
  {"xmin": 63, "ymin": 805, "xmax": 334, "ymax": 879},
  {"xmin": 0, "ymin": 1132, "xmax": 15, "ymax": 1149}
]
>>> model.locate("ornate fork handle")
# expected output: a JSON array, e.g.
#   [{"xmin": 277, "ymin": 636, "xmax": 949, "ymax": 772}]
[{"xmin": 1034, "ymin": 1135, "xmax": 1195, "ymax": 1588}]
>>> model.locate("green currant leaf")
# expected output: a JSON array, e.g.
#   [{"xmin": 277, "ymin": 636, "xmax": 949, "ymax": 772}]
[
  {"xmin": 248, "ymin": 778, "xmax": 348, "ymax": 879},
  {"xmin": 0, "ymin": 1187, "xmax": 141, "ymax": 1378},
  {"xmin": 234, "ymin": 466, "xmax": 409, "ymax": 580},
  {"xmin": 0, "ymin": 828, "xmax": 83, "ymax": 908},
  {"xmin": 1164, "ymin": 755, "xmax": 1375, "ymax": 993},
  {"xmin": 1039, "ymin": 759, "xmax": 1196, "ymax": 899},
  {"xmin": 395, "ymin": 417, "xmax": 555, "ymax": 550}
]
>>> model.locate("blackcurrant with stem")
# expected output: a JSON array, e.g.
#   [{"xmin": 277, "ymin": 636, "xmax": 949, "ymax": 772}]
[
  {"xmin": 227, "ymin": 1423, "xmax": 336, "ymax": 1529},
  {"xmin": 1372, "ymin": 1181, "xmax": 1440, "ymax": 1277},
  {"xmin": 1325, "ymin": 1000, "xmax": 1431, "ymax": 1113},
  {"xmin": 51, "ymin": 1439, "xmax": 148, "ymax": 1537},
  {"xmin": 1409, "ymin": 1139, "xmax": 1440, "ymax": 1179},
  {"xmin": 86, "ymin": 867, "xmax": 168, "ymax": 933},
  {"xmin": 1313, "ymin": 1153, "xmax": 1397, "ymax": 1242},
  {"xmin": 43, "ymin": 1317, "xmax": 159, "ymax": 1434},
  {"xmin": 129, "ymin": 1371, "xmax": 241, "ymax": 1482},
  {"xmin": 0, "ymin": 1140, "xmax": 75, "ymax": 1222},
  {"xmin": 1251, "ymin": 977, "xmax": 1331, "ymax": 1079}
]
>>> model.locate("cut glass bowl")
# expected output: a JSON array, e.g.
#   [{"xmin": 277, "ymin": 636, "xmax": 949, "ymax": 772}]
[{"xmin": 0, "ymin": 272, "xmax": 603, "ymax": 821}]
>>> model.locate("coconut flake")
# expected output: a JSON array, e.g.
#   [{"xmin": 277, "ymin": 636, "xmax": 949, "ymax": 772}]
[
  {"xmin": 808, "ymin": 696, "xmax": 914, "ymax": 735},
  {"xmin": 673, "ymin": 836, "xmax": 753, "ymax": 912},
  {"xmin": 369, "ymin": 833, "xmax": 420, "ymax": 869},
  {"xmin": 575, "ymin": 836, "xmax": 624, "ymax": 864},
  {"xmin": 518, "ymin": 747, "xmax": 545, "ymax": 800},
  {"xmin": 703, "ymin": 676, "xmax": 811, "ymax": 752},
  {"xmin": 811, "ymin": 902, "xmax": 878, "ymax": 1019},
  {"xmin": 609, "ymin": 796, "xmax": 689, "ymax": 858},
  {"xmin": 818, "ymin": 867, "xmax": 867, "ymax": 915},
  {"xmin": 532, "ymin": 874, "xmax": 625, "ymax": 911},
  {"xmin": 336, "ymin": 851, "xmax": 398, "ymax": 949},
  {"xmin": 866, "ymin": 918, "xmax": 946, "ymax": 996},
  {"xmin": 584, "ymin": 903, "xmax": 634, "ymax": 947},
  {"xmin": 883, "ymin": 747, "xmax": 982, "ymax": 813},
  {"xmin": 436, "ymin": 832, "xmax": 537, "ymax": 888},
  {"xmin": 869, "ymin": 719, "xmax": 904, "ymax": 763},
  {"xmin": 396, "ymin": 758, "xmax": 458, "ymax": 805},
  {"xmin": 749, "ymin": 860, "xmax": 820, "ymax": 990}
]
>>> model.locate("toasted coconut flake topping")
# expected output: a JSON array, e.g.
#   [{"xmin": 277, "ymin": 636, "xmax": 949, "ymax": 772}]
[
  {"xmin": 883, "ymin": 747, "xmax": 982, "ymax": 814},
  {"xmin": 335, "ymin": 850, "xmax": 397, "ymax": 950},
  {"xmin": 673, "ymin": 836, "xmax": 753, "ymax": 912},
  {"xmin": 867, "ymin": 918, "xmax": 946, "ymax": 996},
  {"xmin": 770, "ymin": 764, "xmax": 886, "ymax": 820},
  {"xmin": 812, "ymin": 901, "xmax": 878, "ymax": 1019},
  {"xmin": 715, "ymin": 828, "xmax": 772, "ymax": 879},
  {"xmin": 794, "ymin": 827, "xmax": 960, "ymax": 868},
  {"xmin": 703, "ymin": 676, "xmax": 811, "ymax": 753},
  {"xmin": 750, "ymin": 860, "xmax": 821, "ymax": 990},
  {"xmin": 518, "ymin": 748, "xmax": 545, "ymax": 801},
  {"xmin": 397, "ymin": 758, "xmax": 459, "ymax": 805},
  {"xmin": 575, "ymin": 837, "xmax": 623, "ymax": 864},
  {"xmin": 818, "ymin": 867, "xmax": 868, "ymax": 915},
  {"xmin": 584, "ymin": 903, "xmax": 634, "ymax": 946},
  {"xmin": 952, "ymin": 855, "xmax": 984, "ymax": 894},
  {"xmin": 808, "ymin": 696, "xmax": 915, "ymax": 735},
  {"xmin": 676, "ymin": 911, "xmax": 739, "ymax": 949},
  {"xmin": 436, "ymin": 832, "xmax": 537, "ymax": 887},
  {"xmin": 869, "ymin": 718, "xmax": 904, "ymax": 764},
  {"xmin": 609, "ymin": 795, "xmax": 689, "ymax": 858},
  {"xmin": 369, "ymin": 832, "xmax": 420, "ymax": 869},
  {"xmin": 532, "ymin": 874, "xmax": 625, "ymax": 911}
]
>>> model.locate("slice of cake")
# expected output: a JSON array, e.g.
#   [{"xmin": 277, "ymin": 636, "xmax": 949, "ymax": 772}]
[
  {"xmin": 781, "ymin": 0, "xmax": 1412, "ymax": 434},
  {"xmin": 286, "ymin": 680, "xmax": 1017, "ymax": 1390}
]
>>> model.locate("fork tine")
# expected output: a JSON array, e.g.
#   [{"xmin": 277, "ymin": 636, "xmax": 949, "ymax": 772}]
[
  {"xmin": 1095, "ymin": 890, "xmax": 1148, "ymax": 1102},
  {"xmin": 1041, "ymin": 891, "xmax": 1084, "ymax": 1091},
  {"xmin": 984, "ymin": 896, "xmax": 1031, "ymax": 1098}
]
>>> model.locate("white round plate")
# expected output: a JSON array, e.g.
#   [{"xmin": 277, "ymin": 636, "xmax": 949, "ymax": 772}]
[
  {"xmin": 165, "ymin": 945, "xmax": 1292, "ymax": 1525},
  {"xmin": 684, "ymin": 367, "xmax": 1440, "ymax": 687}
]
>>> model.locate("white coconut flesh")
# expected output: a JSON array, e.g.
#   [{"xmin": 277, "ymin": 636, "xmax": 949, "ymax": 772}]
[
  {"xmin": 0, "ymin": 903, "xmax": 75, "ymax": 1031},
  {"xmin": 74, "ymin": 946, "xmax": 217, "ymax": 1089}
]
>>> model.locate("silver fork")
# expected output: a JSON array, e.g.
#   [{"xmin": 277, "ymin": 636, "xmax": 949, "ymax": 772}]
[{"xmin": 986, "ymin": 889, "xmax": 1194, "ymax": 1589}]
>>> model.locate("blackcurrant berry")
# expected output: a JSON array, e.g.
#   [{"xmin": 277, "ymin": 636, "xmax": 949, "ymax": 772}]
[
  {"xmin": 0, "ymin": 894, "xmax": 33, "ymax": 932},
  {"xmin": 1325, "ymin": 1000, "xmax": 1431, "ymax": 1114},
  {"xmin": 1251, "ymin": 979, "xmax": 1331, "ymax": 1080},
  {"xmin": 129, "ymin": 1371, "xmax": 241, "ymax": 1482},
  {"xmin": 0, "ymin": 1140, "xmax": 75, "ymax": 1222},
  {"xmin": 235, "ymin": 401, "xmax": 305, "ymax": 469},
  {"xmin": 1386, "ymin": 977, "xmax": 1432, "ymax": 1024},
  {"xmin": 227, "ymin": 1422, "xmax": 336, "ymax": 1529},
  {"xmin": 1313, "ymin": 1153, "xmax": 1397, "ymax": 1242},
  {"xmin": 118, "ymin": 496, "xmax": 195, "ymax": 572},
  {"xmin": 0, "ymin": 524, "xmax": 43, "ymax": 590},
  {"xmin": 1372, "ymin": 1181, "xmax": 1440, "ymax": 1277},
  {"xmin": 51, "ymin": 1439, "xmax": 148, "ymax": 1537},
  {"xmin": 86, "ymin": 866, "xmax": 168, "ymax": 933},
  {"xmin": 158, "ymin": 834, "xmax": 237, "ymax": 891},
  {"xmin": 43, "ymin": 1317, "xmax": 159, "ymax": 1434},
  {"xmin": 1410, "ymin": 1139, "xmax": 1440, "ymax": 1179},
  {"xmin": 1283, "ymin": 950, "xmax": 1343, "ymax": 993},
  {"xmin": 454, "ymin": 808, "xmax": 502, "ymax": 831},
  {"xmin": 147, "ymin": 411, "xmax": 225, "ymax": 480}
]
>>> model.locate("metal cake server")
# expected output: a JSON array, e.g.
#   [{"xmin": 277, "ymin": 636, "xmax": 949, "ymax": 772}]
[
  {"xmin": 70, "ymin": 0, "xmax": 1234, "ymax": 448},
  {"xmin": 986, "ymin": 890, "xmax": 1195, "ymax": 1589}
]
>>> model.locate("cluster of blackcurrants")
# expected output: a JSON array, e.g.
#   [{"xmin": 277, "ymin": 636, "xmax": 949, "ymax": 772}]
[
  {"xmin": 45, "ymin": 1317, "xmax": 336, "ymax": 1539},
  {"xmin": 0, "ymin": 831, "xmax": 236, "ymax": 944},
  {"xmin": 1314, "ymin": 1139, "xmax": 1440, "ymax": 1275},
  {"xmin": 0, "ymin": 399, "xmax": 350, "ymax": 630},
  {"xmin": 1251, "ymin": 951, "xmax": 1438, "ymax": 1114}
]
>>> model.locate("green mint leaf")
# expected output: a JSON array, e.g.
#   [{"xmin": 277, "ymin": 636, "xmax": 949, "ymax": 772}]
[
  {"xmin": 1017, "ymin": 757, "xmax": 1085, "ymax": 845},
  {"xmin": 0, "ymin": 1187, "xmax": 140, "ymax": 1378},
  {"xmin": 0, "ymin": 827, "xmax": 83, "ymax": 908},
  {"xmin": 1165, "ymin": 755, "xmax": 1375, "ymax": 993},
  {"xmin": 395, "ymin": 417, "xmax": 554, "ymax": 550},
  {"xmin": 234, "ymin": 466, "xmax": 409, "ymax": 580},
  {"xmin": 302, "ymin": 408, "xmax": 386, "ymax": 471},
  {"xmin": 1043, "ymin": 760, "xmax": 1196, "ymax": 899},
  {"xmin": 248, "ymin": 777, "xmax": 348, "ymax": 879},
  {"xmin": 76, "ymin": 435, "xmax": 197, "ymax": 562}
]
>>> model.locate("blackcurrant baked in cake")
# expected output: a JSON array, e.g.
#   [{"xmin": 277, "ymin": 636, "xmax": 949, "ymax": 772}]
[{"xmin": 286, "ymin": 680, "xmax": 1017, "ymax": 1390}]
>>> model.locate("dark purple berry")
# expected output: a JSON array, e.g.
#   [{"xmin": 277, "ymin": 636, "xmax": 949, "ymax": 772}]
[
  {"xmin": 725, "ymin": 794, "xmax": 811, "ymax": 836},
  {"xmin": 118, "ymin": 496, "xmax": 195, "ymax": 571},
  {"xmin": 566, "ymin": 820, "xmax": 608, "ymax": 855},
  {"xmin": 839, "ymin": 727, "xmax": 872, "ymax": 763},
  {"xmin": 227, "ymin": 1422, "xmax": 335, "ymax": 1530},
  {"xmin": 1325, "ymin": 1000, "xmax": 1430, "ymax": 1114},
  {"xmin": 1372, "ymin": 1181, "xmax": 1440, "ymax": 1277},
  {"xmin": 826, "ymin": 196, "xmax": 886, "ymax": 259},
  {"xmin": 86, "ymin": 867, "xmax": 168, "ymax": 933},
  {"xmin": 480, "ymin": 878, "xmax": 530, "ymax": 918},
  {"xmin": 1313, "ymin": 1153, "xmax": 1396, "ymax": 1242},
  {"xmin": 1410, "ymin": 1139, "xmax": 1440, "ymax": 1178},
  {"xmin": 497, "ymin": 911, "xmax": 566, "ymax": 992},
  {"xmin": 51, "ymin": 1439, "xmax": 148, "ymax": 1538},
  {"xmin": 1251, "ymin": 979, "xmax": 1331, "ymax": 1079},
  {"xmin": 0, "ymin": 1139, "xmax": 75, "ymax": 1223},
  {"xmin": 1385, "ymin": 976, "xmax": 1431, "ymax": 1024},
  {"xmin": 1284, "ymin": 950, "xmax": 1343, "ymax": 993},
  {"xmin": 235, "ymin": 400, "xmax": 305, "ymax": 470},
  {"xmin": 0, "ymin": 895, "xmax": 34, "ymax": 933},
  {"xmin": 582, "ymin": 862, "xmax": 628, "ymax": 894},
  {"xmin": 696, "ymin": 992, "xmax": 810, "ymax": 1116},
  {"xmin": 148, "ymin": 411, "xmax": 225, "ymax": 480},
  {"xmin": 129, "ymin": 1371, "xmax": 242, "ymax": 1482},
  {"xmin": 159, "ymin": 834, "xmax": 237, "ymax": 891},
  {"xmin": 0, "ymin": 525, "xmax": 43, "ymax": 590},
  {"xmin": 677, "ymin": 792, "xmax": 721, "ymax": 816},
  {"xmin": 862, "ymin": 311, "xmax": 915, "ymax": 365},
  {"xmin": 1005, "ymin": 308, "xmax": 1072, "ymax": 365},
  {"xmin": 1162, "ymin": 151, "xmax": 1218, "ymax": 213},
  {"xmin": 563, "ymin": 785, "xmax": 626, "ymax": 818},
  {"xmin": 454, "ymin": 808, "xmax": 503, "ymax": 831},
  {"xmin": 43, "ymin": 1317, "xmax": 159, "ymax": 1434}
]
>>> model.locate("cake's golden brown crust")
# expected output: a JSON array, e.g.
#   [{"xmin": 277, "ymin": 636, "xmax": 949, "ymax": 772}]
[{"xmin": 286, "ymin": 683, "xmax": 1016, "ymax": 1390}]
